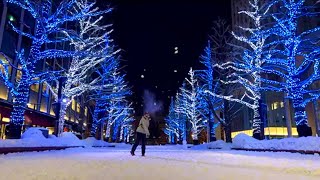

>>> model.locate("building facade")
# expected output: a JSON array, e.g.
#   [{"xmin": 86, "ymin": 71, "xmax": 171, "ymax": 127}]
[{"xmin": 0, "ymin": 1, "xmax": 90, "ymax": 139}]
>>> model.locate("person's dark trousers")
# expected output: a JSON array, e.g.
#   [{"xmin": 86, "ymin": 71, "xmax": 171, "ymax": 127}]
[{"xmin": 131, "ymin": 132, "xmax": 146, "ymax": 155}]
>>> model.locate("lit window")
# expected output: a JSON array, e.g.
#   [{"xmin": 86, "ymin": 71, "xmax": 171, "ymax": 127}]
[
  {"xmin": 72, "ymin": 100, "xmax": 76, "ymax": 110},
  {"xmin": 42, "ymin": 83, "xmax": 49, "ymax": 96},
  {"xmin": 50, "ymin": 109, "xmax": 55, "ymax": 116},
  {"xmin": 40, "ymin": 98, "xmax": 48, "ymax": 113},
  {"xmin": 0, "ymin": 55, "xmax": 8, "ymax": 74},
  {"xmin": 85, "ymin": 107, "xmax": 88, "ymax": 116},
  {"xmin": 30, "ymin": 84, "xmax": 39, "ymax": 92},
  {"xmin": 77, "ymin": 103, "xmax": 81, "ymax": 113},
  {"xmin": 274, "ymin": 102, "xmax": 278, "ymax": 110},
  {"xmin": 2, "ymin": 117, "xmax": 10, "ymax": 123},
  {"xmin": 0, "ymin": 54, "xmax": 12, "ymax": 75},
  {"xmin": 16, "ymin": 65, "xmax": 22, "ymax": 82},
  {"xmin": 27, "ymin": 103, "xmax": 34, "ymax": 109},
  {"xmin": 280, "ymin": 102, "xmax": 284, "ymax": 108},
  {"xmin": 0, "ymin": 88, "xmax": 8, "ymax": 100},
  {"xmin": 271, "ymin": 102, "xmax": 279, "ymax": 110},
  {"xmin": 0, "ymin": 55, "xmax": 9, "ymax": 100}
]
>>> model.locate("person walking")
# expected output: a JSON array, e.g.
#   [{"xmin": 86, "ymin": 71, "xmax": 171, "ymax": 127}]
[{"xmin": 131, "ymin": 113, "xmax": 151, "ymax": 156}]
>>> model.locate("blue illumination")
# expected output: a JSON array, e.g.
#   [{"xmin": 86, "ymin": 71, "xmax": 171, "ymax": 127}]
[
  {"xmin": 90, "ymin": 58, "xmax": 131, "ymax": 139},
  {"xmin": 3, "ymin": 0, "xmax": 112, "ymax": 138}
]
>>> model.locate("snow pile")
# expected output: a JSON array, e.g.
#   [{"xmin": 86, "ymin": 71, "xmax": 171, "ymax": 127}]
[
  {"xmin": 192, "ymin": 140, "xmax": 231, "ymax": 150},
  {"xmin": 0, "ymin": 129, "xmax": 85, "ymax": 148},
  {"xmin": 82, "ymin": 137, "xmax": 109, "ymax": 147},
  {"xmin": 21, "ymin": 127, "xmax": 47, "ymax": 140},
  {"xmin": 233, "ymin": 133, "xmax": 320, "ymax": 151},
  {"xmin": 0, "ymin": 128, "xmax": 56, "ymax": 147},
  {"xmin": 233, "ymin": 133, "xmax": 261, "ymax": 149},
  {"xmin": 207, "ymin": 140, "xmax": 232, "ymax": 150},
  {"xmin": 58, "ymin": 132, "xmax": 84, "ymax": 147},
  {"xmin": 48, "ymin": 134, "xmax": 57, "ymax": 139},
  {"xmin": 0, "ymin": 138, "xmax": 57, "ymax": 147}
]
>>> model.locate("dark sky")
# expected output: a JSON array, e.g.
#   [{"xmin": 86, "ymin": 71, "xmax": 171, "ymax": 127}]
[{"xmin": 99, "ymin": 0, "xmax": 231, "ymax": 114}]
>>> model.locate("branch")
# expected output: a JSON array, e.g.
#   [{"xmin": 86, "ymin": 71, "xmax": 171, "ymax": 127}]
[
  {"xmin": 8, "ymin": 22, "xmax": 34, "ymax": 39},
  {"xmin": 205, "ymin": 90, "xmax": 257, "ymax": 109},
  {"xmin": 7, "ymin": 0, "xmax": 39, "ymax": 18}
]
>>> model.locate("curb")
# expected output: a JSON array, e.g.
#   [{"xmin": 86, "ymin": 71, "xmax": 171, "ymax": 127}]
[
  {"xmin": 231, "ymin": 148, "xmax": 320, "ymax": 155},
  {"xmin": 0, "ymin": 146, "xmax": 84, "ymax": 155}
]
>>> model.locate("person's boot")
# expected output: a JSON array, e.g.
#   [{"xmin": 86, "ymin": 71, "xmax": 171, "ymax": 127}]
[
  {"xmin": 142, "ymin": 154, "xmax": 145, "ymax": 157},
  {"xmin": 130, "ymin": 151, "xmax": 135, "ymax": 156}
]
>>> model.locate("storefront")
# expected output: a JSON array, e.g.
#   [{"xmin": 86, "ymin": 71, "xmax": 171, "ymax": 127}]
[
  {"xmin": 0, "ymin": 105, "xmax": 12, "ymax": 139},
  {"xmin": 0, "ymin": 103, "xmax": 55, "ymax": 139}
]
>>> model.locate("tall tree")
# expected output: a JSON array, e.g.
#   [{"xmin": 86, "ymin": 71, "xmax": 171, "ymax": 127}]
[
  {"xmin": 196, "ymin": 41, "xmax": 223, "ymax": 142},
  {"xmin": 48, "ymin": 22, "xmax": 117, "ymax": 134},
  {"xmin": 1, "ymin": 0, "xmax": 108, "ymax": 138},
  {"xmin": 119, "ymin": 103, "xmax": 134, "ymax": 143},
  {"xmin": 173, "ymin": 91, "xmax": 188, "ymax": 144},
  {"xmin": 164, "ymin": 97, "xmax": 181, "ymax": 143},
  {"xmin": 46, "ymin": 1, "xmax": 117, "ymax": 135},
  {"xmin": 104, "ymin": 67, "xmax": 131, "ymax": 140},
  {"xmin": 180, "ymin": 68, "xmax": 206, "ymax": 143},
  {"xmin": 90, "ymin": 57, "xmax": 130, "ymax": 138},
  {"xmin": 205, "ymin": 0, "xmax": 273, "ymax": 139},
  {"xmin": 260, "ymin": 0, "xmax": 320, "ymax": 136}
]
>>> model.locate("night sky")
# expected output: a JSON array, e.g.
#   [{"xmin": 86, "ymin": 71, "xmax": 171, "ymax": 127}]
[{"xmin": 99, "ymin": 0, "xmax": 231, "ymax": 114}]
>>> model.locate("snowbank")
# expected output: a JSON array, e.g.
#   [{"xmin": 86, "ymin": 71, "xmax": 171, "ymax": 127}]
[
  {"xmin": 0, "ymin": 129, "xmax": 85, "ymax": 148},
  {"xmin": 192, "ymin": 140, "xmax": 232, "ymax": 150},
  {"xmin": 233, "ymin": 133, "xmax": 320, "ymax": 151},
  {"xmin": 82, "ymin": 137, "xmax": 110, "ymax": 147},
  {"xmin": 57, "ymin": 132, "xmax": 84, "ymax": 147},
  {"xmin": 21, "ymin": 127, "xmax": 47, "ymax": 140},
  {"xmin": 0, "ymin": 128, "xmax": 130, "ymax": 149},
  {"xmin": 109, "ymin": 142, "xmax": 131, "ymax": 148},
  {"xmin": 208, "ymin": 140, "xmax": 232, "ymax": 150}
]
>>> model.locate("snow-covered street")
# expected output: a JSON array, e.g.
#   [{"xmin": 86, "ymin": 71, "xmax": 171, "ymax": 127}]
[{"xmin": 1, "ymin": 145, "xmax": 320, "ymax": 180}]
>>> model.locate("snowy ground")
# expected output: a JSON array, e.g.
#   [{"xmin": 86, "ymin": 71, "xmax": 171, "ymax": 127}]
[{"xmin": 1, "ymin": 145, "xmax": 320, "ymax": 180}]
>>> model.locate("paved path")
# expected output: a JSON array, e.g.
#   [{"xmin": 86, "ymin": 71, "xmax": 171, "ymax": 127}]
[{"xmin": 0, "ymin": 146, "xmax": 320, "ymax": 179}]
